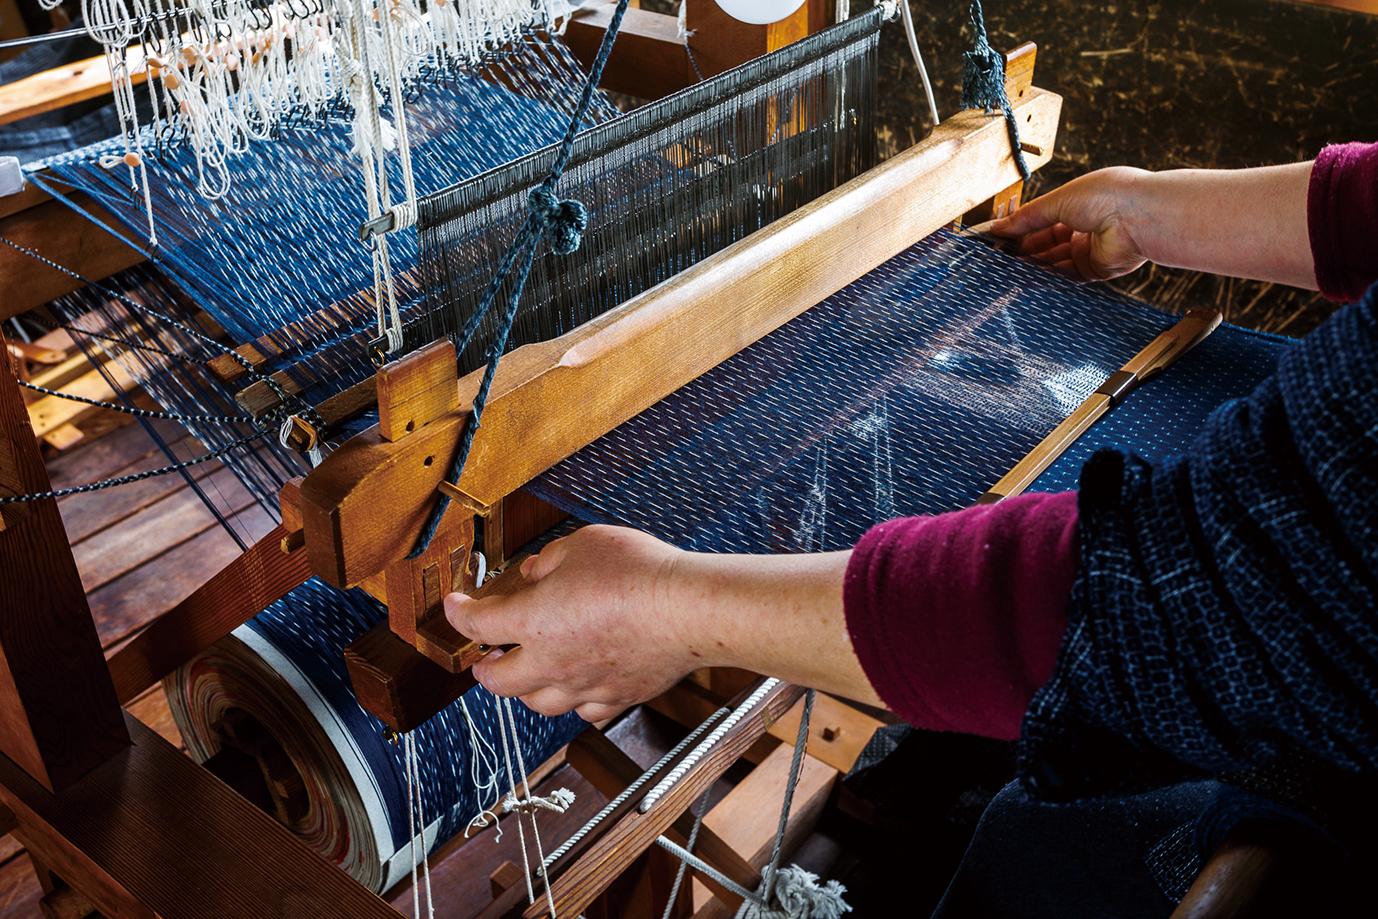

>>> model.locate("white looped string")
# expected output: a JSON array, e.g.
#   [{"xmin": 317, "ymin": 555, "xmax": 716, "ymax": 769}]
[
  {"xmin": 63, "ymin": 0, "xmax": 552, "ymax": 252},
  {"xmin": 403, "ymin": 732, "xmax": 436, "ymax": 919},
  {"xmin": 501, "ymin": 696, "xmax": 560, "ymax": 915},
  {"xmin": 278, "ymin": 416, "xmax": 322, "ymax": 467}
]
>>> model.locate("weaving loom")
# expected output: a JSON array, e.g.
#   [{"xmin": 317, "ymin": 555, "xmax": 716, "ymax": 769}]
[{"xmin": 0, "ymin": 1, "xmax": 1288, "ymax": 916}]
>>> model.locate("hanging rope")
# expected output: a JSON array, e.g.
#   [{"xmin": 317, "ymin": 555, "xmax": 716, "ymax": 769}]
[
  {"xmin": 408, "ymin": 0, "xmax": 631, "ymax": 558},
  {"xmin": 961, "ymin": 0, "xmax": 1030, "ymax": 182}
]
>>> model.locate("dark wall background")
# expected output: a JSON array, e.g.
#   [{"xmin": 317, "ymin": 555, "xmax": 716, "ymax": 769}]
[{"xmin": 877, "ymin": 0, "xmax": 1378, "ymax": 333}]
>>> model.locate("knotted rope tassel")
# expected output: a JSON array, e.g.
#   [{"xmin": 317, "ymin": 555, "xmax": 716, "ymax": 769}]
[
  {"xmin": 960, "ymin": 0, "xmax": 1030, "ymax": 182},
  {"xmin": 528, "ymin": 185, "xmax": 589, "ymax": 256},
  {"xmin": 736, "ymin": 866, "xmax": 852, "ymax": 919},
  {"xmin": 503, "ymin": 786, "xmax": 577, "ymax": 816}
]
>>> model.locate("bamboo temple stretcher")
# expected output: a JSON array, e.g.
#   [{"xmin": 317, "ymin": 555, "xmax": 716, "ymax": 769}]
[{"xmin": 0, "ymin": 1, "xmax": 1280, "ymax": 916}]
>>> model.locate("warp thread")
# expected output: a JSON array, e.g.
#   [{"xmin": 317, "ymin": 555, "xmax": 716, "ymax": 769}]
[{"xmin": 960, "ymin": 0, "xmax": 1030, "ymax": 182}]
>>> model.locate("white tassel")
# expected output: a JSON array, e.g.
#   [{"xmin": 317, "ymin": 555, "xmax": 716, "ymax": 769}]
[{"xmin": 736, "ymin": 866, "xmax": 852, "ymax": 919}]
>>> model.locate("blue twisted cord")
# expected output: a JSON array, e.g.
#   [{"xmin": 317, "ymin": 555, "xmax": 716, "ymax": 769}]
[
  {"xmin": 961, "ymin": 0, "xmax": 1031, "ymax": 182},
  {"xmin": 410, "ymin": 0, "xmax": 630, "ymax": 557}
]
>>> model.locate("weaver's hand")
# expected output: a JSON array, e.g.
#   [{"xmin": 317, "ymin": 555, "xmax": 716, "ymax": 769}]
[
  {"xmin": 444, "ymin": 526, "xmax": 695, "ymax": 722},
  {"xmin": 443, "ymin": 525, "xmax": 882, "ymax": 722},
  {"xmin": 983, "ymin": 161, "xmax": 1317, "ymax": 290},
  {"xmin": 983, "ymin": 166, "xmax": 1150, "ymax": 281}
]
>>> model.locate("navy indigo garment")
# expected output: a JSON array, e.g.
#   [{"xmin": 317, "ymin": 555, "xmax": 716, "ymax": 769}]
[{"xmin": 1021, "ymin": 280, "xmax": 1378, "ymax": 800}]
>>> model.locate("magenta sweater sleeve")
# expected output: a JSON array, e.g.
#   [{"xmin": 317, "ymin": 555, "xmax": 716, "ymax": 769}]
[
  {"xmin": 1308, "ymin": 141, "xmax": 1378, "ymax": 302},
  {"xmin": 844, "ymin": 491, "xmax": 1079, "ymax": 740}
]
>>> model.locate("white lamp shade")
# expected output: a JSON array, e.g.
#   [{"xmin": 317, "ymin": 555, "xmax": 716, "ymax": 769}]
[{"xmin": 712, "ymin": 0, "xmax": 808, "ymax": 25}]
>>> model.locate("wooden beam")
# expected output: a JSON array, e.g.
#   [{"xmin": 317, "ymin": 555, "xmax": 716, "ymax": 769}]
[
  {"xmin": 690, "ymin": 743, "xmax": 836, "ymax": 916},
  {"xmin": 299, "ymin": 84, "xmax": 1062, "ymax": 590},
  {"xmin": 566, "ymin": 4, "xmax": 694, "ymax": 101},
  {"xmin": 680, "ymin": 0, "xmax": 814, "ymax": 80},
  {"xmin": 531, "ymin": 681, "xmax": 804, "ymax": 918},
  {"xmin": 25, "ymin": 359, "xmax": 137, "ymax": 440},
  {"xmin": 0, "ymin": 195, "xmax": 142, "ymax": 321},
  {"xmin": 344, "ymin": 624, "xmax": 479, "ymax": 734},
  {"xmin": 105, "ymin": 523, "xmax": 312, "ymax": 704},
  {"xmin": 565, "ymin": 730, "xmax": 758, "ymax": 910},
  {"xmin": 0, "ymin": 714, "xmax": 399, "ymax": 918},
  {"xmin": 0, "ymin": 46, "xmax": 149, "ymax": 127},
  {"xmin": 0, "ymin": 335, "xmax": 128, "ymax": 791}
]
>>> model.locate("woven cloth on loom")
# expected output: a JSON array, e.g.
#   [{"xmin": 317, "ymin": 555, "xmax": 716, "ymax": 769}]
[
  {"xmin": 37, "ymin": 31, "xmax": 619, "ymax": 524},
  {"xmin": 526, "ymin": 228, "xmax": 1292, "ymax": 553}
]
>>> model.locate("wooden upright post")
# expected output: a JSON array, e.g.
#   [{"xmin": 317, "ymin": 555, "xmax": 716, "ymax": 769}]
[
  {"xmin": 0, "ymin": 333, "xmax": 128, "ymax": 791},
  {"xmin": 683, "ymin": 0, "xmax": 825, "ymax": 78}
]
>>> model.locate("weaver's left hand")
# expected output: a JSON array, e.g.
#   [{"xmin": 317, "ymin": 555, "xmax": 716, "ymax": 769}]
[{"xmin": 443, "ymin": 525, "xmax": 696, "ymax": 722}]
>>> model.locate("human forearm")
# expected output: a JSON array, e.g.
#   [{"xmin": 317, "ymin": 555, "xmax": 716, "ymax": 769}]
[
  {"xmin": 1124, "ymin": 162, "xmax": 1315, "ymax": 288},
  {"xmin": 988, "ymin": 161, "xmax": 1317, "ymax": 289},
  {"xmin": 663, "ymin": 549, "xmax": 883, "ymax": 707},
  {"xmin": 445, "ymin": 526, "xmax": 880, "ymax": 721}
]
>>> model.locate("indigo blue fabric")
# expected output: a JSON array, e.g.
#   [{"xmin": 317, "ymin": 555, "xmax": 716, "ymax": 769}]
[
  {"xmin": 1022, "ymin": 282, "xmax": 1378, "ymax": 796},
  {"xmin": 244, "ymin": 579, "xmax": 585, "ymax": 854},
  {"xmin": 934, "ymin": 779, "xmax": 1218, "ymax": 917}
]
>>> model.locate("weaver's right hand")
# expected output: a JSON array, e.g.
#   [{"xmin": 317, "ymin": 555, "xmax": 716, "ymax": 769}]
[{"xmin": 983, "ymin": 166, "xmax": 1150, "ymax": 282}]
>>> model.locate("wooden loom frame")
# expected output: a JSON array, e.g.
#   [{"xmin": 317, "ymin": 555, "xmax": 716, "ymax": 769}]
[{"xmin": 0, "ymin": 3, "xmax": 1250, "ymax": 917}]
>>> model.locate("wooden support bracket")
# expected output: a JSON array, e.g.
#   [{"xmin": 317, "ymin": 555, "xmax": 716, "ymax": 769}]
[{"xmin": 0, "ymin": 336, "xmax": 129, "ymax": 791}]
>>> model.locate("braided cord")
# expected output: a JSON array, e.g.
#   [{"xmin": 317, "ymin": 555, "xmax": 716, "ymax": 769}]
[
  {"xmin": 0, "ymin": 234, "xmax": 325, "ymax": 506},
  {"xmin": 17, "ymin": 378, "xmax": 252, "ymax": 426},
  {"xmin": 961, "ymin": 0, "xmax": 1030, "ymax": 182},
  {"xmin": 410, "ymin": 0, "xmax": 632, "ymax": 557},
  {"xmin": 542, "ymin": 704, "xmax": 730, "ymax": 870},
  {"xmin": 0, "ymin": 234, "xmax": 326, "ymax": 434},
  {"xmin": 0, "ymin": 431, "xmax": 266, "ymax": 505}
]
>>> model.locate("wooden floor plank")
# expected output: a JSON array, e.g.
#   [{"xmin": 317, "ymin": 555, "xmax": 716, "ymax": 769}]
[
  {"xmin": 0, "ymin": 855, "xmax": 42, "ymax": 918},
  {"xmin": 45, "ymin": 418, "xmax": 184, "ymax": 492},
  {"xmin": 57, "ymin": 435, "xmax": 205, "ymax": 545},
  {"xmin": 73, "ymin": 465, "xmax": 255, "ymax": 596},
  {"xmin": 87, "ymin": 503, "xmax": 276, "ymax": 650}
]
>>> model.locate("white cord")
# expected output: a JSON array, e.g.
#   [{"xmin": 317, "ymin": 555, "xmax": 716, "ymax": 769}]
[
  {"xmin": 640, "ymin": 679, "xmax": 781, "ymax": 814},
  {"xmin": 899, "ymin": 0, "xmax": 941, "ymax": 127},
  {"xmin": 502, "ymin": 697, "xmax": 560, "ymax": 916},
  {"xmin": 403, "ymin": 733, "xmax": 436, "ymax": 919}
]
